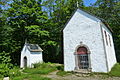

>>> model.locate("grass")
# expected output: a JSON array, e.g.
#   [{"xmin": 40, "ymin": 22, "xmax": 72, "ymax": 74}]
[
  {"xmin": 56, "ymin": 65, "xmax": 72, "ymax": 76},
  {"xmin": 5, "ymin": 62, "xmax": 120, "ymax": 80},
  {"xmin": 10, "ymin": 62, "xmax": 58, "ymax": 80},
  {"xmin": 23, "ymin": 68, "xmax": 56, "ymax": 74},
  {"xmin": 56, "ymin": 71, "xmax": 71, "ymax": 76},
  {"xmin": 109, "ymin": 63, "xmax": 120, "ymax": 77},
  {"xmin": 23, "ymin": 62, "xmax": 57, "ymax": 74},
  {"xmin": 89, "ymin": 63, "xmax": 120, "ymax": 77},
  {"xmin": 11, "ymin": 74, "xmax": 51, "ymax": 80}
]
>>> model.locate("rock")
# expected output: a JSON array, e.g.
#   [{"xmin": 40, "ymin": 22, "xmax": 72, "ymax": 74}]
[{"xmin": 3, "ymin": 77, "xmax": 9, "ymax": 80}]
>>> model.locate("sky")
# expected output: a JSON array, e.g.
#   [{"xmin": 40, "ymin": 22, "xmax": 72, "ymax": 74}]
[
  {"xmin": 1, "ymin": 0, "xmax": 97, "ymax": 10},
  {"xmin": 83, "ymin": 0, "xmax": 97, "ymax": 6}
]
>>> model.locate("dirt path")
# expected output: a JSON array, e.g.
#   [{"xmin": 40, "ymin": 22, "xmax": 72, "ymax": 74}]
[{"xmin": 45, "ymin": 71, "xmax": 120, "ymax": 80}]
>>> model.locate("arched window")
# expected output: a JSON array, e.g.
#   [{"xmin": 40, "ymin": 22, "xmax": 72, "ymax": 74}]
[
  {"xmin": 77, "ymin": 47, "xmax": 87, "ymax": 54},
  {"xmin": 75, "ymin": 46, "xmax": 89, "ymax": 69}
]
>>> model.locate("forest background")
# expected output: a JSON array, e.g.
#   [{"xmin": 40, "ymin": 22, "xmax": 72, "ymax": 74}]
[{"xmin": 0, "ymin": 0, "xmax": 120, "ymax": 66}]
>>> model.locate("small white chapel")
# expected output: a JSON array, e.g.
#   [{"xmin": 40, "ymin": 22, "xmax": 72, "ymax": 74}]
[{"xmin": 20, "ymin": 43, "xmax": 43, "ymax": 68}]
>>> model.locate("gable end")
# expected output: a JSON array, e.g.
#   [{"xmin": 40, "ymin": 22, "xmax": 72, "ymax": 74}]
[{"xmin": 63, "ymin": 8, "xmax": 113, "ymax": 33}]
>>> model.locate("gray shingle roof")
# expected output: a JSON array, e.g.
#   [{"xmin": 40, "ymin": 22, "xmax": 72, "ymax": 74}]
[{"xmin": 26, "ymin": 43, "xmax": 43, "ymax": 52}]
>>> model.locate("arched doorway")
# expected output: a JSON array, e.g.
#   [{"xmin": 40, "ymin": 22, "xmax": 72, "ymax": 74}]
[
  {"xmin": 23, "ymin": 56, "xmax": 27, "ymax": 67},
  {"xmin": 75, "ymin": 46, "xmax": 90, "ymax": 69}
]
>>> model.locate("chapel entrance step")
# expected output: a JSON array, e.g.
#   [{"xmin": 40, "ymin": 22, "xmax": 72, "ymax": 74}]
[{"xmin": 74, "ymin": 69, "xmax": 91, "ymax": 74}]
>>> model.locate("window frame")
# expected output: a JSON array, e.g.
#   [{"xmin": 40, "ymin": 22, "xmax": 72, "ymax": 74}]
[
  {"xmin": 104, "ymin": 30, "xmax": 108, "ymax": 46},
  {"xmin": 108, "ymin": 34, "xmax": 112, "ymax": 46}
]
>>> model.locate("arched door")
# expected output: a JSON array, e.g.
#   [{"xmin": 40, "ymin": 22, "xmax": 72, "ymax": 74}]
[
  {"xmin": 24, "ymin": 56, "xmax": 27, "ymax": 67},
  {"xmin": 76, "ymin": 47, "xmax": 89, "ymax": 69}
]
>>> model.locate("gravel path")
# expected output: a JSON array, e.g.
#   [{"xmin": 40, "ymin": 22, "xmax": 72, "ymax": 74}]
[{"xmin": 45, "ymin": 71, "xmax": 120, "ymax": 80}]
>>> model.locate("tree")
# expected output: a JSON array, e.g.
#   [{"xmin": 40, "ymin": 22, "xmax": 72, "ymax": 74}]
[
  {"xmin": 92, "ymin": 0, "xmax": 120, "ymax": 62},
  {"xmin": 41, "ymin": 0, "xmax": 85, "ymax": 63},
  {"xmin": 6, "ymin": 0, "xmax": 49, "ymax": 64}
]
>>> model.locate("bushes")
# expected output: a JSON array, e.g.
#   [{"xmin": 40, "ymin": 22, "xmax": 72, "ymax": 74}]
[
  {"xmin": 56, "ymin": 65, "xmax": 64, "ymax": 71},
  {"xmin": 0, "ymin": 51, "xmax": 13, "ymax": 77},
  {"xmin": 109, "ymin": 63, "xmax": 120, "ymax": 77},
  {"xmin": 9, "ymin": 66, "xmax": 21, "ymax": 78},
  {"xmin": 0, "ymin": 51, "xmax": 11, "ymax": 64},
  {"xmin": 0, "ymin": 64, "xmax": 11, "ymax": 77}
]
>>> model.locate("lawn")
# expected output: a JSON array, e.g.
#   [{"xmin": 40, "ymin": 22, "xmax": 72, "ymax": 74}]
[
  {"xmin": 11, "ymin": 74, "xmax": 51, "ymax": 80},
  {"xmin": 1, "ymin": 62, "xmax": 120, "ymax": 80},
  {"xmin": 10, "ymin": 62, "xmax": 58, "ymax": 80},
  {"xmin": 23, "ymin": 62, "xmax": 57, "ymax": 74}
]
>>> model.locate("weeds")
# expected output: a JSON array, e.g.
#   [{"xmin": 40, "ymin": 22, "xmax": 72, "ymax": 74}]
[{"xmin": 109, "ymin": 63, "xmax": 120, "ymax": 77}]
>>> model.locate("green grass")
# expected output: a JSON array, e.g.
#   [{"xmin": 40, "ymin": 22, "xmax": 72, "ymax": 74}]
[
  {"xmin": 56, "ymin": 65, "xmax": 72, "ymax": 76},
  {"xmin": 56, "ymin": 71, "xmax": 71, "ymax": 76},
  {"xmin": 8, "ymin": 62, "xmax": 120, "ymax": 80},
  {"xmin": 109, "ymin": 63, "xmax": 120, "ymax": 77},
  {"xmin": 23, "ymin": 68, "xmax": 56, "ymax": 74},
  {"xmin": 23, "ymin": 62, "xmax": 57, "ymax": 74},
  {"xmin": 11, "ymin": 74, "xmax": 51, "ymax": 80},
  {"xmin": 10, "ymin": 62, "xmax": 57, "ymax": 80},
  {"xmin": 89, "ymin": 63, "xmax": 120, "ymax": 77}
]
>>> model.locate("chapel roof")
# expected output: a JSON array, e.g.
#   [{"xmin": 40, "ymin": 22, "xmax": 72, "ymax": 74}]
[
  {"xmin": 26, "ymin": 43, "xmax": 43, "ymax": 52},
  {"xmin": 63, "ymin": 8, "xmax": 113, "ymax": 32}
]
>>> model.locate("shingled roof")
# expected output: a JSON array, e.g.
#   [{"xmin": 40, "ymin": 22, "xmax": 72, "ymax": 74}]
[{"xmin": 26, "ymin": 43, "xmax": 43, "ymax": 52}]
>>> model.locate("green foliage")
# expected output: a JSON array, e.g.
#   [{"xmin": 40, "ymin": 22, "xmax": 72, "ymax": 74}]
[
  {"xmin": 109, "ymin": 63, "xmax": 120, "ymax": 77},
  {"xmin": 9, "ymin": 66, "xmax": 21, "ymax": 78},
  {"xmin": 0, "ymin": 63, "xmax": 14, "ymax": 77},
  {"xmin": 56, "ymin": 65, "xmax": 64, "ymax": 71},
  {"xmin": 91, "ymin": 0, "xmax": 120, "ymax": 62},
  {"xmin": 0, "ymin": 51, "xmax": 11, "ymax": 64},
  {"xmin": 23, "ymin": 62, "xmax": 57, "ymax": 74},
  {"xmin": 0, "ymin": 0, "xmax": 120, "ymax": 65},
  {"xmin": 4, "ymin": 0, "xmax": 50, "ymax": 64},
  {"xmin": 0, "ymin": 51, "xmax": 13, "ymax": 77},
  {"xmin": 0, "ymin": 64, "xmax": 10, "ymax": 77}
]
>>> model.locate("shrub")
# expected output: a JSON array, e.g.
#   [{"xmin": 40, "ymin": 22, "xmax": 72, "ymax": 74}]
[
  {"xmin": 109, "ymin": 63, "xmax": 120, "ymax": 77},
  {"xmin": 0, "ymin": 64, "xmax": 10, "ymax": 77},
  {"xmin": 56, "ymin": 65, "xmax": 64, "ymax": 71},
  {"xmin": 9, "ymin": 66, "xmax": 21, "ymax": 77},
  {"xmin": 0, "ymin": 51, "xmax": 13, "ymax": 77},
  {"xmin": 0, "ymin": 51, "xmax": 11, "ymax": 64}
]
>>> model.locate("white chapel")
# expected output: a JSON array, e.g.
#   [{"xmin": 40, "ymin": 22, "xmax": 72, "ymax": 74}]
[
  {"xmin": 20, "ymin": 43, "xmax": 43, "ymax": 68},
  {"xmin": 63, "ymin": 9, "xmax": 117, "ymax": 73}
]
